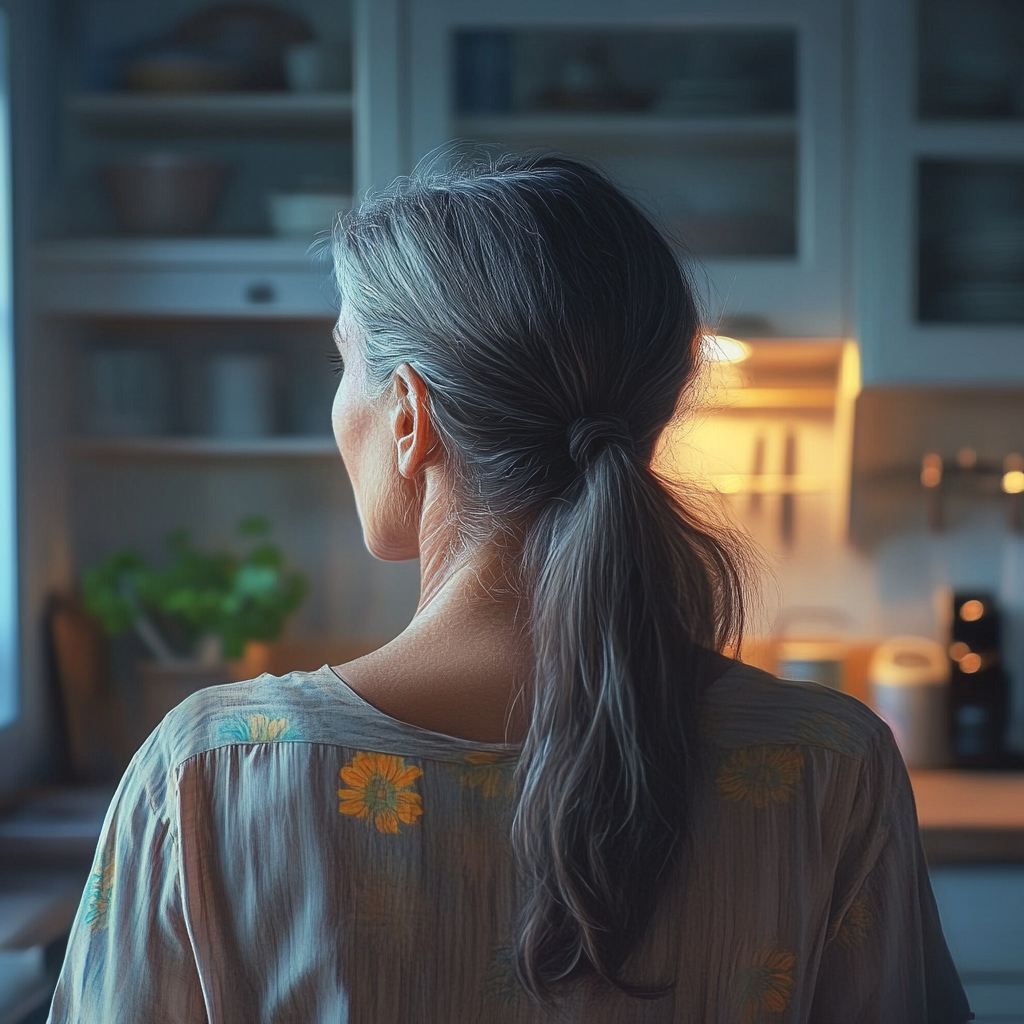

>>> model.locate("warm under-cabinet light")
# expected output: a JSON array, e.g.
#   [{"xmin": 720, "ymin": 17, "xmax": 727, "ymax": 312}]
[
  {"xmin": 1003, "ymin": 469, "xmax": 1024, "ymax": 495},
  {"xmin": 701, "ymin": 335, "xmax": 751, "ymax": 363}
]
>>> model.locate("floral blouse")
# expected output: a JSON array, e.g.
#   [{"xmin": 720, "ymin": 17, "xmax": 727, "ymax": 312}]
[{"xmin": 48, "ymin": 662, "xmax": 972, "ymax": 1023}]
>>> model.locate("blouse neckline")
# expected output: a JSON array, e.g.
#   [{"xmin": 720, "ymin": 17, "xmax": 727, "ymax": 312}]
[{"xmin": 322, "ymin": 664, "xmax": 523, "ymax": 757}]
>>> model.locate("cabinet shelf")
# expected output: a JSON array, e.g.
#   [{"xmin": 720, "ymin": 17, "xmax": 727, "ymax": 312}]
[
  {"xmin": 455, "ymin": 113, "xmax": 797, "ymax": 142},
  {"xmin": 70, "ymin": 436, "xmax": 339, "ymax": 460},
  {"xmin": 68, "ymin": 91, "xmax": 354, "ymax": 134},
  {"xmin": 36, "ymin": 237, "xmax": 323, "ymax": 268},
  {"xmin": 710, "ymin": 473, "xmax": 832, "ymax": 495},
  {"xmin": 708, "ymin": 386, "xmax": 837, "ymax": 411},
  {"xmin": 912, "ymin": 122, "xmax": 1024, "ymax": 158}
]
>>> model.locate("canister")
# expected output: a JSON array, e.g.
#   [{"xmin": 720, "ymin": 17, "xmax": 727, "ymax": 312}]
[{"xmin": 869, "ymin": 636, "xmax": 950, "ymax": 768}]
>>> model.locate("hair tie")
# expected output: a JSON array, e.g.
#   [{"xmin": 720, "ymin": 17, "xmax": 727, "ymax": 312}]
[{"xmin": 567, "ymin": 416, "xmax": 636, "ymax": 471}]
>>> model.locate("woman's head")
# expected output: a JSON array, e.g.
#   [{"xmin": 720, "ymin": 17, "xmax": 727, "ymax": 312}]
[
  {"xmin": 333, "ymin": 152, "xmax": 744, "ymax": 1001},
  {"xmin": 331, "ymin": 152, "xmax": 702, "ymax": 544}
]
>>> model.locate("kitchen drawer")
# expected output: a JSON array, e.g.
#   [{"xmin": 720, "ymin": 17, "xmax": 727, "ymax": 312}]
[
  {"xmin": 962, "ymin": 980, "xmax": 1024, "ymax": 1023},
  {"xmin": 930, "ymin": 867, "xmax": 1024, "ymax": 974},
  {"xmin": 34, "ymin": 239, "xmax": 337, "ymax": 319}
]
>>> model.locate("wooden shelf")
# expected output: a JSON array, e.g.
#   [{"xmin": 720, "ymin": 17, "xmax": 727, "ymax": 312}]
[
  {"xmin": 70, "ymin": 436, "xmax": 339, "ymax": 460},
  {"xmin": 68, "ymin": 91, "xmax": 353, "ymax": 133},
  {"xmin": 455, "ymin": 113, "xmax": 797, "ymax": 141}
]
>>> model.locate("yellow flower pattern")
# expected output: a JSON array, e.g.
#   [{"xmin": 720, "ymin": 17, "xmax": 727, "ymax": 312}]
[
  {"xmin": 829, "ymin": 892, "xmax": 872, "ymax": 950},
  {"xmin": 716, "ymin": 745, "xmax": 805, "ymax": 808},
  {"xmin": 735, "ymin": 942, "xmax": 796, "ymax": 1024},
  {"xmin": 461, "ymin": 751, "xmax": 514, "ymax": 799},
  {"xmin": 338, "ymin": 751, "xmax": 424, "ymax": 834},
  {"xmin": 83, "ymin": 859, "xmax": 115, "ymax": 933},
  {"xmin": 797, "ymin": 712, "xmax": 853, "ymax": 752}
]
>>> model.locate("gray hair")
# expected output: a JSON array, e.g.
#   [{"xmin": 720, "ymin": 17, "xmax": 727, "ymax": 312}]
[{"xmin": 333, "ymin": 152, "xmax": 746, "ymax": 1000}]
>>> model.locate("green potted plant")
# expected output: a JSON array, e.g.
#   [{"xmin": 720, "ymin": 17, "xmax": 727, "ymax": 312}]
[{"xmin": 82, "ymin": 517, "xmax": 307, "ymax": 725}]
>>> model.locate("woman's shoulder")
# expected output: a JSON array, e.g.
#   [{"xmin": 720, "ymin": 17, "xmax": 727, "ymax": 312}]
[
  {"xmin": 148, "ymin": 664, "xmax": 519, "ymax": 773},
  {"xmin": 702, "ymin": 659, "xmax": 890, "ymax": 761}
]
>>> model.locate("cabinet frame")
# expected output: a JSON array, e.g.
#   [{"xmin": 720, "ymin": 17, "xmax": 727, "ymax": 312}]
[
  {"xmin": 373, "ymin": 0, "xmax": 849, "ymax": 338},
  {"xmin": 855, "ymin": 0, "xmax": 1024, "ymax": 384}
]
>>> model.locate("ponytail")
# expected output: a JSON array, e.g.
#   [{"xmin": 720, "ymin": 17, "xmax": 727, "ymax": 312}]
[
  {"xmin": 333, "ymin": 151, "xmax": 746, "ymax": 1002},
  {"xmin": 515, "ymin": 433, "xmax": 742, "ymax": 997}
]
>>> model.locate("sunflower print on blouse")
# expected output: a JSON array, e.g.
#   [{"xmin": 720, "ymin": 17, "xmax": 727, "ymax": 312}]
[
  {"xmin": 461, "ymin": 751, "xmax": 514, "ymax": 799},
  {"xmin": 220, "ymin": 713, "xmax": 294, "ymax": 743},
  {"xmin": 796, "ymin": 712, "xmax": 853, "ymax": 753},
  {"xmin": 735, "ymin": 942, "xmax": 796, "ymax": 1024},
  {"xmin": 829, "ymin": 892, "xmax": 872, "ymax": 950},
  {"xmin": 83, "ymin": 859, "xmax": 116, "ymax": 933},
  {"xmin": 716, "ymin": 745, "xmax": 805, "ymax": 808},
  {"xmin": 337, "ymin": 751, "xmax": 424, "ymax": 834}
]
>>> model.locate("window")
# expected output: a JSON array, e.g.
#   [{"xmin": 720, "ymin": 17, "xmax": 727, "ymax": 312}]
[{"xmin": 0, "ymin": 9, "xmax": 17, "ymax": 728}]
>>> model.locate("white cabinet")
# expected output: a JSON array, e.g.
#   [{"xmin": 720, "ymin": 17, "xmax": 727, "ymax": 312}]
[
  {"xmin": 360, "ymin": 0, "xmax": 848, "ymax": 338},
  {"xmin": 855, "ymin": 0, "xmax": 1024, "ymax": 384},
  {"xmin": 931, "ymin": 866, "xmax": 1024, "ymax": 1022},
  {"xmin": 23, "ymin": 1, "xmax": 424, "ymax": 666}
]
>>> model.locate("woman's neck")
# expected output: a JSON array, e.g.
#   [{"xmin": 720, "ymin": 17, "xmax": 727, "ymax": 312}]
[{"xmin": 335, "ymin": 519, "xmax": 533, "ymax": 744}]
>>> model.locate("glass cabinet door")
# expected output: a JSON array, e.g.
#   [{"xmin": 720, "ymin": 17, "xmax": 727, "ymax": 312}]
[
  {"xmin": 917, "ymin": 0, "xmax": 1024, "ymax": 328},
  {"xmin": 855, "ymin": 0, "xmax": 1024, "ymax": 383},
  {"xmin": 400, "ymin": 0, "xmax": 846, "ymax": 338},
  {"xmin": 453, "ymin": 28, "xmax": 797, "ymax": 261}
]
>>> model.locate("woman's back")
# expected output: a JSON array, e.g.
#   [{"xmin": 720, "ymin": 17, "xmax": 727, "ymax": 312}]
[
  {"xmin": 49, "ymin": 661, "xmax": 968, "ymax": 1023},
  {"xmin": 48, "ymin": 153, "xmax": 970, "ymax": 1021}
]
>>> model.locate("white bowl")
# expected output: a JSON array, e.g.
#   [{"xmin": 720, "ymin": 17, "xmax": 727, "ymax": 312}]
[{"xmin": 267, "ymin": 192, "xmax": 351, "ymax": 238}]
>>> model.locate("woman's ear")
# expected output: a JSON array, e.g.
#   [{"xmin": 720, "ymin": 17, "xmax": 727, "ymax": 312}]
[{"xmin": 392, "ymin": 364, "xmax": 437, "ymax": 479}]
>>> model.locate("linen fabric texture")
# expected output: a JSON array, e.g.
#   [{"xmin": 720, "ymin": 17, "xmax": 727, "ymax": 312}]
[{"xmin": 48, "ymin": 662, "xmax": 972, "ymax": 1023}]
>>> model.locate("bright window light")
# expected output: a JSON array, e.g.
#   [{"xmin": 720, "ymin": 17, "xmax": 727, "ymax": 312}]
[{"xmin": 0, "ymin": 11, "xmax": 16, "ymax": 729}]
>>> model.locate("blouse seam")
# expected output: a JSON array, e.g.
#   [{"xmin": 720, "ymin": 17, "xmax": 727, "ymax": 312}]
[{"xmin": 169, "ymin": 738, "xmax": 519, "ymax": 776}]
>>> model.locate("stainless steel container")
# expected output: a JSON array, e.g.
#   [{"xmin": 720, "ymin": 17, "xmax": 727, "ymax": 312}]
[{"xmin": 869, "ymin": 636, "xmax": 950, "ymax": 768}]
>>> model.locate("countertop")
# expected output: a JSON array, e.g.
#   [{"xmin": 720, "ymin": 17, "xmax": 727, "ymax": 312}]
[{"xmin": 910, "ymin": 770, "xmax": 1024, "ymax": 864}]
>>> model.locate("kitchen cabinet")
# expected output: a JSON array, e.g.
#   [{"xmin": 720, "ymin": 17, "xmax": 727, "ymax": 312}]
[
  {"xmin": 931, "ymin": 868, "xmax": 1024, "ymax": 1022},
  {"xmin": 912, "ymin": 772, "xmax": 1024, "ymax": 1022},
  {"xmin": 855, "ymin": 0, "xmax": 1024, "ymax": 384},
  {"xmin": 20, "ymin": 0, "xmax": 424, "ymax": 703},
  {"xmin": 363, "ymin": 0, "xmax": 848, "ymax": 338}
]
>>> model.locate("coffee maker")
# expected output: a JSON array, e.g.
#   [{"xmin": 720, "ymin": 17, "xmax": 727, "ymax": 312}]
[{"xmin": 948, "ymin": 592, "xmax": 1011, "ymax": 767}]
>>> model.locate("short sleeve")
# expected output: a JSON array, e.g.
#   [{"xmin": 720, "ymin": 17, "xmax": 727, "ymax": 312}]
[
  {"xmin": 47, "ymin": 729, "xmax": 207, "ymax": 1024},
  {"xmin": 809, "ymin": 725, "xmax": 974, "ymax": 1024}
]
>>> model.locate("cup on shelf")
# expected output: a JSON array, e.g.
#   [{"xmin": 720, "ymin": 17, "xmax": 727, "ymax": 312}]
[
  {"xmin": 87, "ymin": 348, "xmax": 169, "ymax": 437},
  {"xmin": 454, "ymin": 31, "xmax": 512, "ymax": 114},
  {"xmin": 267, "ymin": 190, "xmax": 351, "ymax": 238},
  {"xmin": 208, "ymin": 354, "xmax": 275, "ymax": 439},
  {"xmin": 283, "ymin": 41, "xmax": 351, "ymax": 93}
]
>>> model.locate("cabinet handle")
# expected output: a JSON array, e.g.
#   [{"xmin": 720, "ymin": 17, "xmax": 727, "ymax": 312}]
[{"xmin": 245, "ymin": 281, "xmax": 276, "ymax": 304}]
